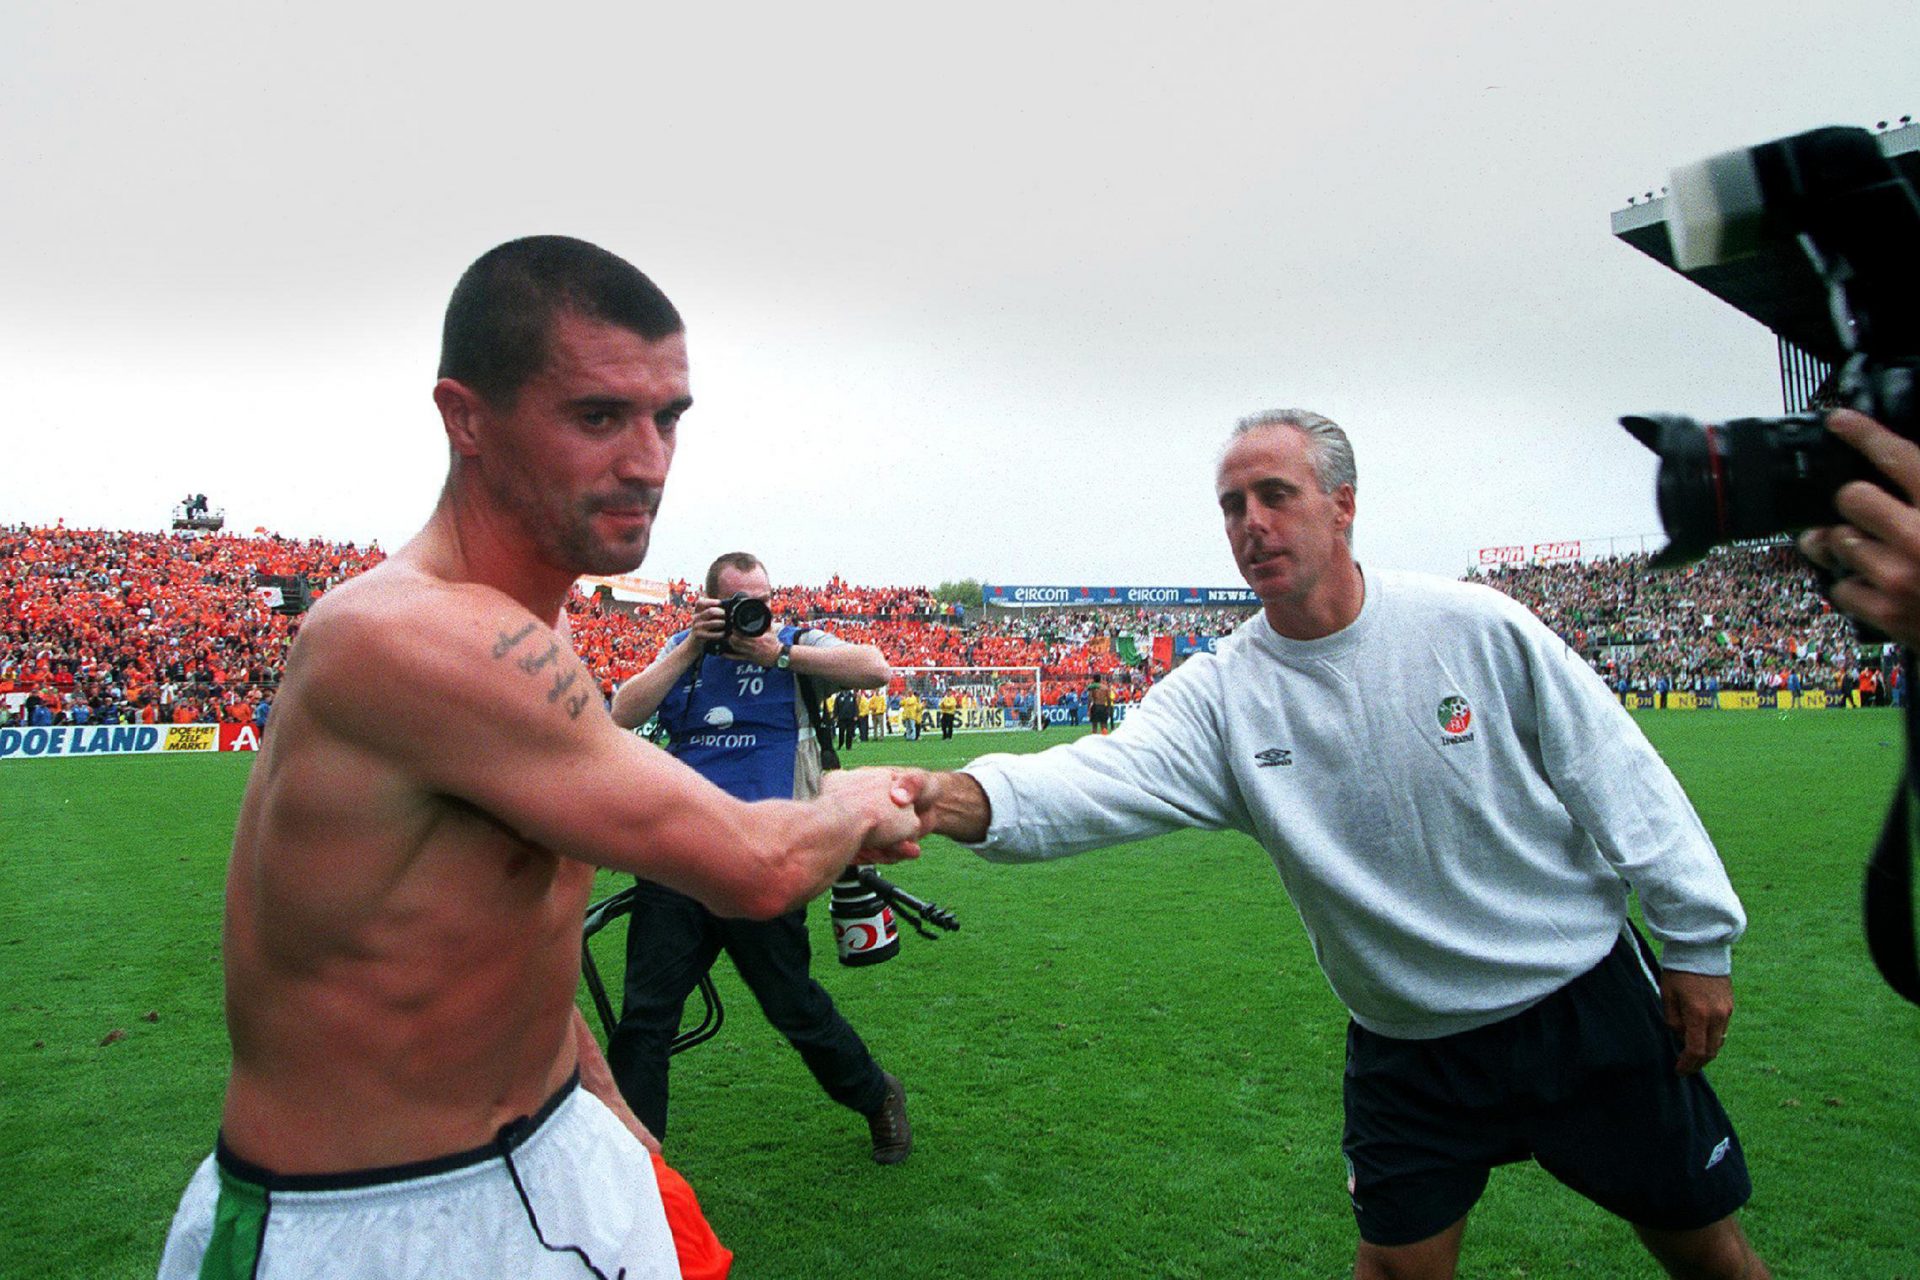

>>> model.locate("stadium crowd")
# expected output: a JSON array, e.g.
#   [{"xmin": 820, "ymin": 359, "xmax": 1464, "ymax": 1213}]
[
  {"xmin": 2, "ymin": 524, "xmax": 1904, "ymax": 729},
  {"xmin": 1468, "ymin": 543, "xmax": 1900, "ymax": 701},
  {"xmin": 0, "ymin": 525, "xmax": 382, "ymax": 728}
]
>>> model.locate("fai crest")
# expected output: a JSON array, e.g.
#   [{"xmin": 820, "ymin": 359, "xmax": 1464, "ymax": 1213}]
[{"xmin": 1436, "ymin": 696, "xmax": 1472, "ymax": 735}]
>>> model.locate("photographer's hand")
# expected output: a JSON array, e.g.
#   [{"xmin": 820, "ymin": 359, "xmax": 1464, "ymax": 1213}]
[
  {"xmin": 688, "ymin": 597, "xmax": 728, "ymax": 649},
  {"xmin": 1660, "ymin": 969, "xmax": 1734, "ymax": 1075},
  {"xmin": 1799, "ymin": 409, "xmax": 1920, "ymax": 646},
  {"xmin": 724, "ymin": 626, "xmax": 784, "ymax": 667}
]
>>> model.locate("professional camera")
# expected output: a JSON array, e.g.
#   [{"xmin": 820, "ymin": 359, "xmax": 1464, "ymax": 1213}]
[
  {"xmin": 719, "ymin": 591, "xmax": 772, "ymax": 640},
  {"xmin": 704, "ymin": 591, "xmax": 773, "ymax": 656},
  {"xmin": 1622, "ymin": 125, "xmax": 1920, "ymax": 1009},
  {"xmin": 1623, "ymin": 125, "xmax": 1920, "ymax": 566}
]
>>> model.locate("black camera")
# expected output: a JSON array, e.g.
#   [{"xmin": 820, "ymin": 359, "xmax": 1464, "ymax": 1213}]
[
  {"xmin": 1624, "ymin": 126, "xmax": 1920, "ymax": 566},
  {"xmin": 708, "ymin": 591, "xmax": 772, "ymax": 653}
]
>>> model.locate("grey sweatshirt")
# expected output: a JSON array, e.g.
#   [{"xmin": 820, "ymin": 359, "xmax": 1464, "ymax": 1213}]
[{"xmin": 964, "ymin": 569, "xmax": 1747, "ymax": 1039}]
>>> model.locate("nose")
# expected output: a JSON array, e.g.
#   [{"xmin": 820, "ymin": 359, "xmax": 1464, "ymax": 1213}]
[
  {"xmin": 1239, "ymin": 499, "xmax": 1275, "ymax": 541},
  {"xmin": 614, "ymin": 421, "xmax": 673, "ymax": 488}
]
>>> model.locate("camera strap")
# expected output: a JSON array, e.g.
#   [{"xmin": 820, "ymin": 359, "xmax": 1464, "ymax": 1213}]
[
  {"xmin": 790, "ymin": 629, "xmax": 842, "ymax": 772},
  {"xmin": 1867, "ymin": 651, "xmax": 1920, "ymax": 1006}
]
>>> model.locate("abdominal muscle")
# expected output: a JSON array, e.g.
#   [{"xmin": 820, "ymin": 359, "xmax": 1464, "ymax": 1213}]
[{"xmin": 218, "ymin": 732, "xmax": 598, "ymax": 1175}]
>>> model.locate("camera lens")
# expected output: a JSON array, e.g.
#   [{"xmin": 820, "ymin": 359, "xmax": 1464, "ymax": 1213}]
[
  {"xmin": 1622, "ymin": 412, "xmax": 1863, "ymax": 565},
  {"xmin": 729, "ymin": 595, "xmax": 772, "ymax": 638}
]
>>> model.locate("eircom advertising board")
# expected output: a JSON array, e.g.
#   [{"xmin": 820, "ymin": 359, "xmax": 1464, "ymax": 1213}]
[{"xmin": 0, "ymin": 723, "xmax": 262, "ymax": 760}]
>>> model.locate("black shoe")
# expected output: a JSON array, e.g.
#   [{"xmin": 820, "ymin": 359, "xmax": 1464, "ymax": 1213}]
[{"xmin": 866, "ymin": 1072, "xmax": 911, "ymax": 1165}]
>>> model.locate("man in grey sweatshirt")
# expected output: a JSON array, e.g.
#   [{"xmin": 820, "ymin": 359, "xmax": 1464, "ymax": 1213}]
[{"xmin": 908, "ymin": 410, "xmax": 1769, "ymax": 1280}]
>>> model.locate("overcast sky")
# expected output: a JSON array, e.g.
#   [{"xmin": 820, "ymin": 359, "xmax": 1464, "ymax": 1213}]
[{"xmin": 4, "ymin": 3, "xmax": 1915, "ymax": 591}]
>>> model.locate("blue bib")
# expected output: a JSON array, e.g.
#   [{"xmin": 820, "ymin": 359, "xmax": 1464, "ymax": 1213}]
[{"xmin": 655, "ymin": 625, "xmax": 806, "ymax": 801}]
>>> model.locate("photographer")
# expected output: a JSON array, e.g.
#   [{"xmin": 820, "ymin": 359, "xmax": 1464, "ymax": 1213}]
[
  {"xmin": 1799, "ymin": 409, "xmax": 1920, "ymax": 647},
  {"xmin": 607, "ymin": 552, "xmax": 912, "ymax": 1164},
  {"xmin": 906, "ymin": 410, "xmax": 1768, "ymax": 1280}
]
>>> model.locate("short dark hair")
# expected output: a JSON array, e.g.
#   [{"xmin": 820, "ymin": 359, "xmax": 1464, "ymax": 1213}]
[
  {"xmin": 438, "ymin": 236, "xmax": 683, "ymax": 406},
  {"xmin": 705, "ymin": 552, "xmax": 765, "ymax": 598}
]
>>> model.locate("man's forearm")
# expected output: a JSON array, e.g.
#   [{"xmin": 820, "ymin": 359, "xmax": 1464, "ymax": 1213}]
[
  {"xmin": 611, "ymin": 643, "xmax": 697, "ymax": 729},
  {"xmin": 790, "ymin": 641, "xmax": 891, "ymax": 690},
  {"xmin": 745, "ymin": 771, "xmax": 921, "ymax": 914}
]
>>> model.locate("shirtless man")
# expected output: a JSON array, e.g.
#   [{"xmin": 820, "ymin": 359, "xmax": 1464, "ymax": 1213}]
[{"xmin": 158, "ymin": 236, "xmax": 921, "ymax": 1279}]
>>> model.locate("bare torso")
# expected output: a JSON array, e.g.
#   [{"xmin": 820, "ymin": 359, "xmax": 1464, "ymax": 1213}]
[{"xmin": 219, "ymin": 560, "xmax": 591, "ymax": 1173}]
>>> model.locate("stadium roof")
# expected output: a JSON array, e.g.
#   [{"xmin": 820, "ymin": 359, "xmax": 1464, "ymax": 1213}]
[{"xmin": 1611, "ymin": 120, "xmax": 1920, "ymax": 363}]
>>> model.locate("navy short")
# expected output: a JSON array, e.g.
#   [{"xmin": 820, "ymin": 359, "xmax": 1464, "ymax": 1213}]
[{"xmin": 1340, "ymin": 930, "xmax": 1752, "ymax": 1247}]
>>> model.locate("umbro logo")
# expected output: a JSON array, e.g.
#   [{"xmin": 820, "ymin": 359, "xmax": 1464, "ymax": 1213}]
[{"xmin": 1254, "ymin": 747, "xmax": 1292, "ymax": 767}]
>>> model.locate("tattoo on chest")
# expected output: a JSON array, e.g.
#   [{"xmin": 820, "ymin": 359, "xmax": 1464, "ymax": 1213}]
[{"xmin": 492, "ymin": 623, "xmax": 593, "ymax": 720}]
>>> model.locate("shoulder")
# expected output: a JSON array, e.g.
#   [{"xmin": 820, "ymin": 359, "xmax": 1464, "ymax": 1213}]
[
  {"xmin": 291, "ymin": 562, "xmax": 569, "ymax": 728},
  {"xmin": 300, "ymin": 564, "xmax": 540, "ymax": 668}
]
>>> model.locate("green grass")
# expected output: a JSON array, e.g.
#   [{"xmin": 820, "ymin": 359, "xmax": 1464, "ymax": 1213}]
[{"xmin": 3, "ymin": 715, "xmax": 1917, "ymax": 1278}]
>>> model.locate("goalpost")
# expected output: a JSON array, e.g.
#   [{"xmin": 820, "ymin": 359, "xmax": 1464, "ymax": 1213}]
[{"xmin": 889, "ymin": 666, "xmax": 1045, "ymax": 733}]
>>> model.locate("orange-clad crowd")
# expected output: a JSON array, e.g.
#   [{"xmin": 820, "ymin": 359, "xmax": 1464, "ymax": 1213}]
[
  {"xmin": 2, "ymin": 526, "xmax": 1191, "ymax": 729},
  {"xmin": 1, "ymin": 525, "xmax": 383, "ymax": 729}
]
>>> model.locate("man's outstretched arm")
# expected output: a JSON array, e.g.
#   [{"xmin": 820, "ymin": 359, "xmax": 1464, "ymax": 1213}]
[{"xmin": 303, "ymin": 589, "xmax": 921, "ymax": 920}]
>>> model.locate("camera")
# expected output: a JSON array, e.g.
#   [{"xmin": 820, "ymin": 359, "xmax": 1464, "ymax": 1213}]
[
  {"xmin": 707, "ymin": 591, "xmax": 773, "ymax": 654},
  {"xmin": 719, "ymin": 591, "xmax": 772, "ymax": 639},
  {"xmin": 1623, "ymin": 125, "xmax": 1920, "ymax": 566}
]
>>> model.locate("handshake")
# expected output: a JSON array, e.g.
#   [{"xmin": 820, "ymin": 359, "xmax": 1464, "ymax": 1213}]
[{"xmin": 818, "ymin": 767, "xmax": 993, "ymax": 863}]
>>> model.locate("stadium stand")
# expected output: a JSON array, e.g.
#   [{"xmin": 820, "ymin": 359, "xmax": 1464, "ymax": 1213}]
[
  {"xmin": 0, "ymin": 524, "xmax": 382, "ymax": 728},
  {"xmin": 1468, "ymin": 544, "xmax": 1897, "ymax": 700},
  {"xmin": 1, "ymin": 522, "xmax": 1902, "ymax": 729}
]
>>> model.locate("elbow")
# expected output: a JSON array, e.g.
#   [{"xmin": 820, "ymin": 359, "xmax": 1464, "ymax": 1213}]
[{"xmin": 855, "ymin": 649, "xmax": 892, "ymax": 688}]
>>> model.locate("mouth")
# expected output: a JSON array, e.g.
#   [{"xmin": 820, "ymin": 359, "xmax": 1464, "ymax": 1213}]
[
  {"xmin": 594, "ymin": 507, "xmax": 655, "ymax": 537},
  {"xmin": 591, "ymin": 493, "xmax": 661, "ymax": 531}
]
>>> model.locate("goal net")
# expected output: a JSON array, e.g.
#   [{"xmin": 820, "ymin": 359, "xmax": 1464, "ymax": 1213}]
[{"xmin": 889, "ymin": 666, "xmax": 1044, "ymax": 733}]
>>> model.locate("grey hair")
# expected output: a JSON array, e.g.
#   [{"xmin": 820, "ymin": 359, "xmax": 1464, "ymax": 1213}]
[{"xmin": 1225, "ymin": 409, "xmax": 1357, "ymax": 545}]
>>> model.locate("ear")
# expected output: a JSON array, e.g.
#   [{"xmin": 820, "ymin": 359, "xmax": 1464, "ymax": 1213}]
[
  {"xmin": 1333, "ymin": 483, "xmax": 1356, "ymax": 531},
  {"xmin": 432, "ymin": 378, "xmax": 488, "ymax": 459}
]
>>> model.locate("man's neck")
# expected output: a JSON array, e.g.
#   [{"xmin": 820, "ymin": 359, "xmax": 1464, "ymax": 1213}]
[
  {"xmin": 1263, "ymin": 559, "xmax": 1366, "ymax": 641},
  {"xmin": 407, "ymin": 491, "xmax": 577, "ymax": 624}
]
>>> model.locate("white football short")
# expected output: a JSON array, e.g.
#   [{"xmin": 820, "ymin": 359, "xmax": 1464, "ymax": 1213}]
[{"xmin": 158, "ymin": 1075, "xmax": 680, "ymax": 1279}]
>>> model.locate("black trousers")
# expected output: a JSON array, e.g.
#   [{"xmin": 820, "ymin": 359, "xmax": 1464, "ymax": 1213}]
[
  {"xmin": 835, "ymin": 718, "xmax": 856, "ymax": 750},
  {"xmin": 606, "ymin": 879, "xmax": 887, "ymax": 1140}
]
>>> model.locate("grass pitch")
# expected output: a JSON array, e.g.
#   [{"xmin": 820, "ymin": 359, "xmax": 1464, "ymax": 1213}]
[{"xmin": 3, "ymin": 714, "xmax": 1918, "ymax": 1277}]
